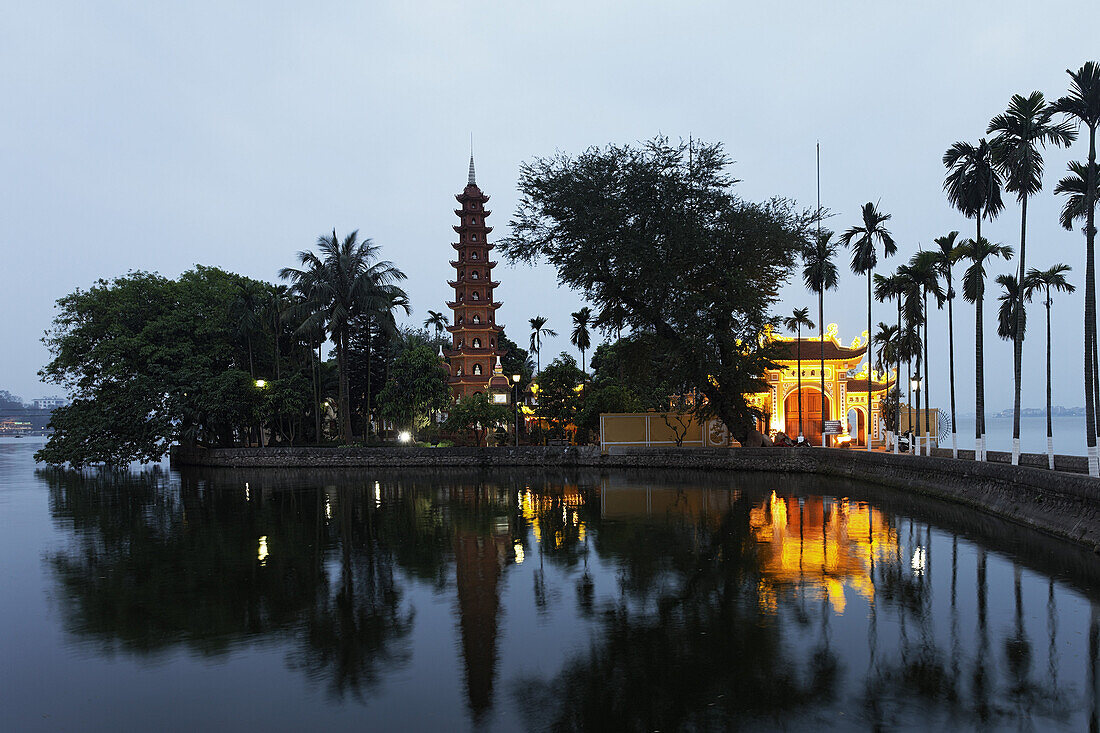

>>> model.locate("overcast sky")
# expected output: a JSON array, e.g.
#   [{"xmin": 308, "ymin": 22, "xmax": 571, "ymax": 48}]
[{"xmin": 3, "ymin": 0, "xmax": 1099, "ymax": 415}]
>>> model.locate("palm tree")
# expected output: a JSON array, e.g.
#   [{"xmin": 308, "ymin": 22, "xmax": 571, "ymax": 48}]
[
  {"xmin": 528, "ymin": 315, "xmax": 557, "ymax": 375},
  {"xmin": 803, "ymin": 228, "xmax": 840, "ymax": 446},
  {"xmin": 996, "ymin": 273, "xmax": 1028, "ymax": 345},
  {"xmin": 783, "ymin": 307, "xmax": 816, "ymax": 441},
  {"xmin": 1051, "ymin": 62, "xmax": 1100, "ymax": 476},
  {"xmin": 280, "ymin": 230, "xmax": 408, "ymax": 443},
  {"xmin": 897, "ymin": 320, "xmax": 922, "ymax": 453},
  {"xmin": 873, "ymin": 323, "xmax": 899, "ymax": 377},
  {"xmin": 423, "ymin": 310, "xmax": 449, "ymax": 340},
  {"xmin": 1025, "ymin": 265, "xmax": 1076, "ymax": 469},
  {"xmin": 989, "ymin": 92, "xmax": 1076, "ymax": 465},
  {"xmin": 875, "ymin": 270, "xmax": 909, "ymax": 452},
  {"xmin": 840, "ymin": 202, "xmax": 897, "ymax": 450},
  {"xmin": 944, "ymin": 139, "xmax": 1006, "ymax": 455},
  {"xmin": 930, "ymin": 232, "xmax": 964, "ymax": 457},
  {"xmin": 570, "ymin": 307, "xmax": 593, "ymax": 376},
  {"xmin": 911, "ymin": 250, "xmax": 946, "ymax": 455},
  {"xmin": 959, "ymin": 237, "xmax": 1014, "ymax": 460}
]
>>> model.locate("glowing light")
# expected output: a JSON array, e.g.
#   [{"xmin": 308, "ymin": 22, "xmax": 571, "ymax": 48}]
[
  {"xmin": 374, "ymin": 484, "xmax": 381, "ymax": 507},
  {"xmin": 257, "ymin": 536, "xmax": 269, "ymax": 565},
  {"xmin": 245, "ymin": 482, "xmax": 250, "ymax": 501},
  {"xmin": 398, "ymin": 431, "xmax": 412, "ymax": 443},
  {"xmin": 325, "ymin": 497, "xmax": 332, "ymax": 520},
  {"xmin": 254, "ymin": 379, "xmax": 267, "ymax": 388},
  {"xmin": 911, "ymin": 546, "xmax": 926, "ymax": 575},
  {"xmin": 514, "ymin": 542, "xmax": 525, "ymax": 564}
]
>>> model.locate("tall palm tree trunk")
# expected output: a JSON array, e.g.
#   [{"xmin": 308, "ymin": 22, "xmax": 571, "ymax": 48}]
[
  {"xmin": 819, "ymin": 292, "xmax": 827, "ymax": 448},
  {"xmin": 867, "ymin": 270, "xmax": 873, "ymax": 450},
  {"xmin": 923, "ymin": 292, "xmax": 931, "ymax": 455},
  {"xmin": 907, "ymin": 357, "xmax": 913, "ymax": 454},
  {"xmin": 981, "ymin": 214, "xmax": 990, "ymax": 460},
  {"xmin": 1088, "ymin": 202, "xmax": 1098, "ymax": 475},
  {"xmin": 365, "ymin": 328, "xmax": 373, "ymax": 442},
  {"xmin": 976, "ymin": 288, "xmax": 986, "ymax": 461},
  {"xmin": 1046, "ymin": 293, "xmax": 1055, "ymax": 469},
  {"xmin": 1012, "ymin": 196, "xmax": 1028, "ymax": 465},
  {"xmin": 895, "ymin": 298, "xmax": 902, "ymax": 454},
  {"xmin": 337, "ymin": 333, "xmax": 352, "ymax": 443},
  {"xmin": 796, "ymin": 323, "xmax": 804, "ymax": 440},
  {"xmin": 948, "ymin": 288, "xmax": 958, "ymax": 458},
  {"xmin": 313, "ymin": 343, "xmax": 321, "ymax": 442},
  {"xmin": 915, "ymin": 338, "xmax": 922, "ymax": 456}
]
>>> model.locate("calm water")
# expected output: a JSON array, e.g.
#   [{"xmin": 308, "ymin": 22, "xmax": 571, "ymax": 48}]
[
  {"xmin": 4, "ymin": 438, "xmax": 1100, "ymax": 731},
  {"xmin": 951, "ymin": 416, "xmax": 1089, "ymax": 456}
]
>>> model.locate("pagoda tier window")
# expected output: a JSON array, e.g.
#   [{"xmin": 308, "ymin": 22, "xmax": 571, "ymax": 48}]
[
  {"xmin": 472, "ymin": 338, "xmax": 482, "ymax": 348},
  {"xmin": 490, "ymin": 338, "xmax": 495, "ymax": 347},
  {"xmin": 457, "ymin": 316, "xmax": 464, "ymax": 324},
  {"xmin": 472, "ymin": 314, "xmax": 481, "ymax": 324},
  {"xmin": 456, "ymin": 367, "xmax": 463, "ymax": 376},
  {"xmin": 471, "ymin": 252, "xmax": 479, "ymax": 260},
  {"xmin": 471, "ymin": 292, "xmax": 480, "ymax": 301},
  {"xmin": 471, "ymin": 233, "xmax": 477, "ymax": 241},
  {"xmin": 471, "ymin": 271, "xmax": 479, "ymax": 280},
  {"xmin": 473, "ymin": 364, "xmax": 482, "ymax": 375}
]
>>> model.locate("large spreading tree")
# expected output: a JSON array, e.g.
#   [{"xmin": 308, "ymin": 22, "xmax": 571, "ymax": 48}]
[{"xmin": 499, "ymin": 137, "xmax": 812, "ymax": 442}]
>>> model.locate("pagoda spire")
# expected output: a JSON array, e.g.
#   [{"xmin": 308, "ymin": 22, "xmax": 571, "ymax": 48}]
[{"xmin": 468, "ymin": 153, "xmax": 476, "ymax": 186}]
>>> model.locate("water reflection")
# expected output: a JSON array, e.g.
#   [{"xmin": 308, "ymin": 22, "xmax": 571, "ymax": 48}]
[{"xmin": 33, "ymin": 463, "xmax": 1100, "ymax": 731}]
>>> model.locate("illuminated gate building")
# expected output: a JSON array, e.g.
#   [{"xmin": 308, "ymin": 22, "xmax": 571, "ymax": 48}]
[{"xmin": 747, "ymin": 324, "xmax": 895, "ymax": 447}]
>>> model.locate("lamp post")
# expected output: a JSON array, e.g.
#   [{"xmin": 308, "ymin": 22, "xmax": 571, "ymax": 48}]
[
  {"xmin": 254, "ymin": 379, "xmax": 268, "ymax": 448},
  {"xmin": 910, "ymin": 376, "xmax": 922, "ymax": 455},
  {"xmin": 512, "ymin": 374, "xmax": 521, "ymax": 447}
]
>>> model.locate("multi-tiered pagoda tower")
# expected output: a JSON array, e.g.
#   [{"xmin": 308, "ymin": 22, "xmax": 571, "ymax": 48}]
[{"xmin": 444, "ymin": 156, "xmax": 508, "ymax": 400}]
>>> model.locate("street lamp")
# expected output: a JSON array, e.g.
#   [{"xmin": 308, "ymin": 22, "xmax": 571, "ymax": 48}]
[
  {"xmin": 254, "ymin": 379, "xmax": 269, "ymax": 447},
  {"xmin": 512, "ymin": 374, "xmax": 521, "ymax": 447}
]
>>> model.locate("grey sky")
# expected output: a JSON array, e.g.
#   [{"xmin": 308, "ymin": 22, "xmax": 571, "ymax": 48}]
[{"xmin": 3, "ymin": 0, "xmax": 1099, "ymax": 416}]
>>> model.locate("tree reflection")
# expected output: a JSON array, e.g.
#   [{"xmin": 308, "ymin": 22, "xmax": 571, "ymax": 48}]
[
  {"xmin": 42, "ymin": 468, "xmax": 414, "ymax": 699},
  {"xmin": 516, "ymin": 492, "xmax": 840, "ymax": 731}
]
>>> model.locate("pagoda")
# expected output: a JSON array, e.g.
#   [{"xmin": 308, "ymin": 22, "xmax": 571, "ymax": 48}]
[{"xmin": 443, "ymin": 155, "xmax": 509, "ymax": 400}]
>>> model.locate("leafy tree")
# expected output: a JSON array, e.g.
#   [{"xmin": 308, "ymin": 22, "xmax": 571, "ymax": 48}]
[
  {"xmin": 589, "ymin": 333, "xmax": 680, "ymax": 408},
  {"xmin": 802, "ymin": 228, "xmax": 839, "ymax": 446},
  {"xmin": 571, "ymin": 307, "xmax": 593, "ymax": 376},
  {"xmin": 959, "ymin": 237, "xmax": 1014, "ymax": 459},
  {"xmin": 575, "ymin": 384, "xmax": 641, "ymax": 439},
  {"xmin": 280, "ymin": 230, "xmax": 408, "ymax": 443},
  {"xmin": 498, "ymin": 329, "xmax": 534, "ymax": 389},
  {"xmin": 1025, "ymin": 265, "xmax": 1075, "ymax": 468},
  {"xmin": 37, "ymin": 267, "xmax": 306, "ymax": 466},
  {"xmin": 0, "ymin": 390, "xmax": 23, "ymax": 409},
  {"xmin": 1052, "ymin": 62, "xmax": 1100, "ymax": 475},
  {"xmin": 782, "ymin": 307, "xmax": 815, "ymax": 440},
  {"xmin": 535, "ymin": 353, "xmax": 586, "ymax": 440},
  {"xmin": 501, "ymin": 136, "xmax": 811, "ymax": 442},
  {"xmin": 443, "ymin": 393, "xmax": 512, "ymax": 447},
  {"xmin": 840, "ymin": 202, "xmax": 896, "ymax": 450},
  {"xmin": 989, "ymin": 91, "xmax": 1076, "ymax": 464},
  {"xmin": 377, "ymin": 345, "xmax": 451, "ymax": 439}
]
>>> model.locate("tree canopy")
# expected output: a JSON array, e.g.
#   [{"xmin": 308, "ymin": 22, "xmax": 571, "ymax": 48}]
[{"xmin": 500, "ymin": 136, "xmax": 812, "ymax": 439}]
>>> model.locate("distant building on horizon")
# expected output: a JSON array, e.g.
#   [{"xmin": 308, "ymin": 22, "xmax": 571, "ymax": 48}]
[
  {"xmin": 32, "ymin": 396, "xmax": 68, "ymax": 411},
  {"xmin": 442, "ymin": 155, "xmax": 509, "ymax": 402}
]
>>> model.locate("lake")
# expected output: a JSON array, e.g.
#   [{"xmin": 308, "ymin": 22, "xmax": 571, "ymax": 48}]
[{"xmin": 3, "ymin": 437, "xmax": 1100, "ymax": 731}]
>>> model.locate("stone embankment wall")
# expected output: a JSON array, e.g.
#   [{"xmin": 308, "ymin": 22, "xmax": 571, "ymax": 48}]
[
  {"xmin": 170, "ymin": 445, "xmax": 1100, "ymax": 550},
  {"xmin": 930, "ymin": 446, "xmax": 1088, "ymax": 474}
]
